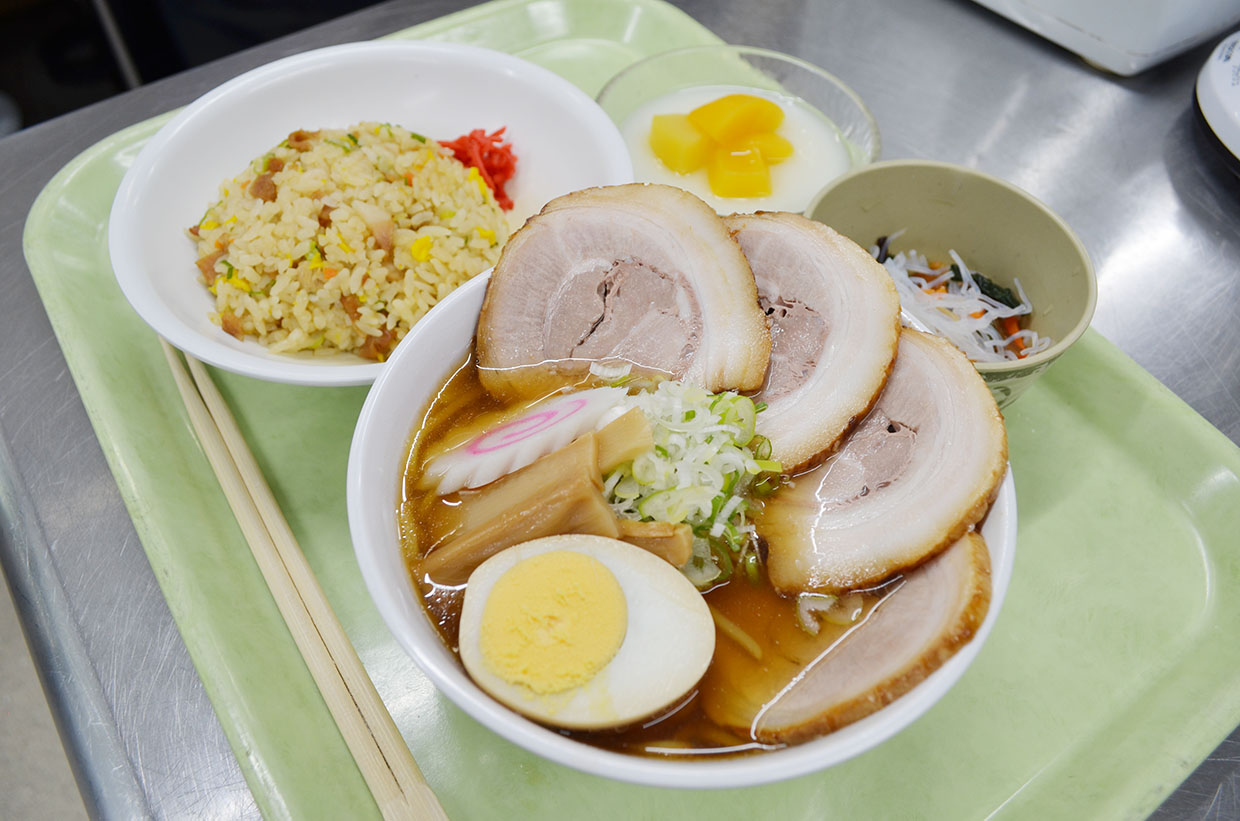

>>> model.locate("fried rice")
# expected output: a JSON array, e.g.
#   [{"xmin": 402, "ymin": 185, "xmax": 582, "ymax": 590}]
[{"xmin": 188, "ymin": 121, "xmax": 509, "ymax": 361}]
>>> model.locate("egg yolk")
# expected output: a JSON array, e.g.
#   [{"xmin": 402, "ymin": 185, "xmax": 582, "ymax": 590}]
[{"xmin": 478, "ymin": 550, "xmax": 628, "ymax": 695}]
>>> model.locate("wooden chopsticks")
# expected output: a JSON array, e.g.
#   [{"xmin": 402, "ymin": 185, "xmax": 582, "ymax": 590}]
[{"xmin": 160, "ymin": 339, "xmax": 447, "ymax": 821}]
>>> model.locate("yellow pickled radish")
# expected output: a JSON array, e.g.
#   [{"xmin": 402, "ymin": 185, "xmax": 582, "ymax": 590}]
[
  {"xmin": 736, "ymin": 131, "xmax": 794, "ymax": 164},
  {"xmin": 648, "ymin": 114, "xmax": 713, "ymax": 174},
  {"xmin": 688, "ymin": 93, "xmax": 785, "ymax": 144},
  {"xmin": 707, "ymin": 145, "xmax": 771, "ymax": 198}
]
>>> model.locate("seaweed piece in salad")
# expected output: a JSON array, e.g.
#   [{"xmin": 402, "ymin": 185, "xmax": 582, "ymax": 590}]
[{"xmin": 949, "ymin": 263, "xmax": 1019, "ymax": 309}]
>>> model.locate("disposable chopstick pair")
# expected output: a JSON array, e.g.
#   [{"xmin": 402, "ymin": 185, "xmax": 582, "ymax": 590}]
[{"xmin": 160, "ymin": 340, "xmax": 447, "ymax": 821}]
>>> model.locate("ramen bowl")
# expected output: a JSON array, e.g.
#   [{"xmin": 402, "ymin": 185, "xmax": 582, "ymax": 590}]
[{"xmin": 347, "ymin": 272, "xmax": 1017, "ymax": 788}]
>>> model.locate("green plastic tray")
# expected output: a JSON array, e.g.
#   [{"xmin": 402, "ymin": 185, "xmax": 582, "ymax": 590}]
[{"xmin": 22, "ymin": 0, "xmax": 1240, "ymax": 817}]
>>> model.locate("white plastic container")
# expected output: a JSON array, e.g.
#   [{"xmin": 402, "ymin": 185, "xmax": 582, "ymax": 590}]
[{"xmin": 970, "ymin": 0, "xmax": 1240, "ymax": 75}]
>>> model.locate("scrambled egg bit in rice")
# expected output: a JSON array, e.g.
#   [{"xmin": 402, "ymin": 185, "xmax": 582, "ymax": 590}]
[{"xmin": 188, "ymin": 122, "xmax": 510, "ymax": 361}]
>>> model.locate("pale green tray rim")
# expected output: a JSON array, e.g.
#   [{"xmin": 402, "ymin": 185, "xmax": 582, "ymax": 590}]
[{"xmin": 21, "ymin": 0, "xmax": 1240, "ymax": 818}]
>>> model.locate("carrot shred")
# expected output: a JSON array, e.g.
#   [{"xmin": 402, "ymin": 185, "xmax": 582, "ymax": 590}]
[
  {"xmin": 441, "ymin": 127, "xmax": 518, "ymax": 210},
  {"xmin": 1000, "ymin": 315, "xmax": 1027, "ymax": 356},
  {"xmin": 323, "ymin": 267, "xmax": 339, "ymax": 279}
]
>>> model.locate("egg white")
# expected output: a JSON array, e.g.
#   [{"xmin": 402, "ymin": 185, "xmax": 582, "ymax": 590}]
[{"xmin": 458, "ymin": 534, "xmax": 716, "ymax": 731}]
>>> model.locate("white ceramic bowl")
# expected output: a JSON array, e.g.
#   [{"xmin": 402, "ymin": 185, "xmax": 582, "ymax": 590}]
[
  {"xmin": 109, "ymin": 41, "xmax": 633, "ymax": 386},
  {"xmin": 347, "ymin": 272, "xmax": 1017, "ymax": 788}
]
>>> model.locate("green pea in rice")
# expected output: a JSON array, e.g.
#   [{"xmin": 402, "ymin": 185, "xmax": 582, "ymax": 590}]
[{"xmin": 188, "ymin": 121, "xmax": 509, "ymax": 361}]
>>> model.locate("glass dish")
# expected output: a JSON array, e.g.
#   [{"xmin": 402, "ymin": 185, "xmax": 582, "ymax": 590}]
[{"xmin": 596, "ymin": 44, "xmax": 880, "ymax": 213}]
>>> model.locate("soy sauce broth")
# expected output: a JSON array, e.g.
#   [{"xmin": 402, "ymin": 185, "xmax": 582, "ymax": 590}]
[{"xmin": 397, "ymin": 353, "xmax": 898, "ymax": 756}]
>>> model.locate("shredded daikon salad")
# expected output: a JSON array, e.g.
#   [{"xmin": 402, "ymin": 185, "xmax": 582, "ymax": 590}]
[
  {"xmin": 872, "ymin": 231, "xmax": 1052, "ymax": 362},
  {"xmin": 600, "ymin": 381, "xmax": 781, "ymax": 589}
]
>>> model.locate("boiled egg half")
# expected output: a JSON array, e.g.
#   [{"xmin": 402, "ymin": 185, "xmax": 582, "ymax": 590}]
[{"xmin": 458, "ymin": 534, "xmax": 715, "ymax": 730}]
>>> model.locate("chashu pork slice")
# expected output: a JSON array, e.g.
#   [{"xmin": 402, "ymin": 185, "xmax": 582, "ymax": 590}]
[
  {"xmin": 706, "ymin": 532, "xmax": 991, "ymax": 744},
  {"xmin": 476, "ymin": 184, "xmax": 771, "ymax": 402},
  {"xmin": 725, "ymin": 213, "xmax": 901, "ymax": 473},
  {"xmin": 753, "ymin": 328, "xmax": 1007, "ymax": 594}
]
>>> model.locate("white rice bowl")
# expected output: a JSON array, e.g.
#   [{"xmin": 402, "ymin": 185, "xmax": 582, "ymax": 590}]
[{"xmin": 109, "ymin": 41, "xmax": 633, "ymax": 386}]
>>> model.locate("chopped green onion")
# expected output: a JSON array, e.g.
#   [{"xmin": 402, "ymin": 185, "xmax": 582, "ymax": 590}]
[
  {"xmin": 751, "ymin": 475, "xmax": 779, "ymax": 498},
  {"xmin": 741, "ymin": 550, "xmax": 761, "ymax": 585},
  {"xmin": 709, "ymin": 539, "xmax": 734, "ymax": 579},
  {"xmin": 603, "ymin": 381, "xmax": 782, "ymax": 585},
  {"xmin": 751, "ymin": 435, "xmax": 773, "ymax": 461}
]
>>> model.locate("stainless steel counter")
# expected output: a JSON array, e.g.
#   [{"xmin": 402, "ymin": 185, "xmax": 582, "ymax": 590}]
[{"xmin": 1, "ymin": 0, "xmax": 1237, "ymax": 817}]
